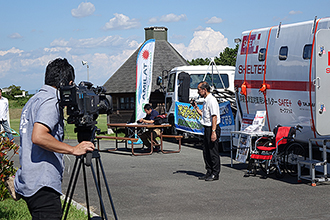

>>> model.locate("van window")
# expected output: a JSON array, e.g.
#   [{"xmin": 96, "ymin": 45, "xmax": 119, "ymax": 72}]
[
  {"xmin": 303, "ymin": 44, "xmax": 312, "ymax": 59},
  {"xmin": 190, "ymin": 73, "xmax": 229, "ymax": 89},
  {"xmin": 258, "ymin": 48, "xmax": 266, "ymax": 61},
  {"xmin": 279, "ymin": 46, "xmax": 288, "ymax": 60},
  {"xmin": 167, "ymin": 73, "xmax": 176, "ymax": 92}
]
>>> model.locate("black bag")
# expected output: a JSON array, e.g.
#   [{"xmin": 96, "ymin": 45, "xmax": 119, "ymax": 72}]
[{"xmin": 154, "ymin": 114, "xmax": 168, "ymax": 125}]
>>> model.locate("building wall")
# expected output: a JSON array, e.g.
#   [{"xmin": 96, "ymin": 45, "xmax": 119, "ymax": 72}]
[{"xmin": 109, "ymin": 91, "xmax": 165, "ymax": 123}]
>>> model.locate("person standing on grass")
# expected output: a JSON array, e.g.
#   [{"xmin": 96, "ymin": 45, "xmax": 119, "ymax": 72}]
[
  {"xmin": 0, "ymin": 88, "xmax": 14, "ymax": 142},
  {"xmin": 14, "ymin": 58, "xmax": 95, "ymax": 220}
]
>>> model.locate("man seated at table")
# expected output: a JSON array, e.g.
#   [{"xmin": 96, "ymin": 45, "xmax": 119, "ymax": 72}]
[{"xmin": 138, "ymin": 104, "xmax": 161, "ymax": 151}]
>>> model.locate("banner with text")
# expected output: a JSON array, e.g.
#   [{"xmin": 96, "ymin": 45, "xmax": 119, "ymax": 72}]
[
  {"xmin": 174, "ymin": 101, "xmax": 235, "ymax": 136},
  {"xmin": 135, "ymin": 39, "xmax": 155, "ymax": 121}
]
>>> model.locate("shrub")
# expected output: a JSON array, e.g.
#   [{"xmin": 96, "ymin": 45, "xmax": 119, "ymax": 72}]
[{"xmin": 0, "ymin": 134, "xmax": 19, "ymax": 201}]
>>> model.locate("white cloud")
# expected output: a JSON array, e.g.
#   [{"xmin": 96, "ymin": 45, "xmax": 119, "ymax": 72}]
[
  {"xmin": 103, "ymin": 13, "xmax": 140, "ymax": 30},
  {"xmin": 160, "ymin": 13, "xmax": 187, "ymax": 22},
  {"xmin": 49, "ymin": 38, "xmax": 69, "ymax": 47},
  {"xmin": 0, "ymin": 35, "xmax": 140, "ymax": 90},
  {"xmin": 1, "ymin": 27, "xmax": 229, "ymax": 90},
  {"xmin": 8, "ymin": 33, "xmax": 23, "ymax": 39},
  {"xmin": 0, "ymin": 47, "xmax": 24, "ymax": 56},
  {"xmin": 148, "ymin": 17, "xmax": 158, "ymax": 23},
  {"xmin": 172, "ymin": 27, "xmax": 228, "ymax": 60},
  {"xmin": 0, "ymin": 60, "xmax": 11, "ymax": 77},
  {"xmin": 0, "ymin": 27, "xmax": 229, "ymax": 90},
  {"xmin": 50, "ymin": 35, "xmax": 138, "ymax": 50},
  {"xmin": 71, "ymin": 2, "xmax": 95, "ymax": 18},
  {"xmin": 149, "ymin": 13, "xmax": 187, "ymax": 23},
  {"xmin": 20, "ymin": 55, "xmax": 58, "ymax": 68},
  {"xmin": 289, "ymin": 10, "xmax": 302, "ymax": 15},
  {"xmin": 206, "ymin": 16, "xmax": 223, "ymax": 24},
  {"xmin": 44, "ymin": 47, "xmax": 72, "ymax": 53},
  {"xmin": 78, "ymin": 49, "xmax": 137, "ymax": 82},
  {"xmin": 0, "ymin": 52, "xmax": 59, "ymax": 90}
]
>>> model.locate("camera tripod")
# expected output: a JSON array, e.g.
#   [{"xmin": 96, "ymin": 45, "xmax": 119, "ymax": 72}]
[{"xmin": 62, "ymin": 126, "xmax": 118, "ymax": 220}]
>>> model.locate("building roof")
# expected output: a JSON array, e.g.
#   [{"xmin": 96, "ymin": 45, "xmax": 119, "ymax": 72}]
[{"xmin": 103, "ymin": 39, "xmax": 189, "ymax": 93}]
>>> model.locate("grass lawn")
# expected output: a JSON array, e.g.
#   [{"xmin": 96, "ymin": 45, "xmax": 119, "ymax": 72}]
[
  {"xmin": 0, "ymin": 198, "xmax": 88, "ymax": 220},
  {"xmin": 9, "ymin": 108, "xmax": 124, "ymax": 140},
  {"xmin": 63, "ymin": 114, "xmax": 113, "ymax": 140},
  {"xmin": 8, "ymin": 104, "xmax": 121, "ymax": 139}
]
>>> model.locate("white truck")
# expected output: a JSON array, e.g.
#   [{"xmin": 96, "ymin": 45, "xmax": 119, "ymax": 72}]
[
  {"xmin": 161, "ymin": 63, "xmax": 236, "ymax": 149},
  {"xmin": 233, "ymin": 17, "xmax": 330, "ymax": 178},
  {"xmin": 234, "ymin": 17, "xmax": 330, "ymax": 142}
]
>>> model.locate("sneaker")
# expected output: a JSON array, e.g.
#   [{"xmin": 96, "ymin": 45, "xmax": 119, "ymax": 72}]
[
  {"xmin": 198, "ymin": 173, "xmax": 211, "ymax": 180},
  {"xmin": 205, "ymin": 174, "xmax": 219, "ymax": 181}
]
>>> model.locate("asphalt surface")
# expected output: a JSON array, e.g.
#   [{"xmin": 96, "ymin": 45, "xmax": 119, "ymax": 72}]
[{"xmin": 12, "ymin": 137, "xmax": 330, "ymax": 220}]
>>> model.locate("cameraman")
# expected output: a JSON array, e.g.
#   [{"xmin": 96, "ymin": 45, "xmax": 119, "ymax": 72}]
[{"xmin": 14, "ymin": 58, "xmax": 95, "ymax": 220}]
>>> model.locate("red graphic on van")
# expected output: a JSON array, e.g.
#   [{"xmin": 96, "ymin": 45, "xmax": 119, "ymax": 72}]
[{"xmin": 240, "ymin": 33, "xmax": 261, "ymax": 55}]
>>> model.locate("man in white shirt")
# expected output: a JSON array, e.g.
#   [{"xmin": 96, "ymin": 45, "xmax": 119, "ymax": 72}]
[
  {"xmin": 192, "ymin": 81, "xmax": 221, "ymax": 181},
  {"xmin": 0, "ymin": 88, "xmax": 14, "ymax": 141}
]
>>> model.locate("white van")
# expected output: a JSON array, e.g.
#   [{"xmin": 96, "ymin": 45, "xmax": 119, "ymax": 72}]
[{"xmin": 234, "ymin": 17, "xmax": 330, "ymax": 143}]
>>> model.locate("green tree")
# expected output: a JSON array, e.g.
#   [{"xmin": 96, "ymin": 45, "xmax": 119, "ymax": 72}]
[
  {"xmin": 214, "ymin": 44, "xmax": 239, "ymax": 66},
  {"xmin": 4, "ymin": 85, "xmax": 25, "ymax": 99},
  {"xmin": 187, "ymin": 58, "xmax": 210, "ymax": 65},
  {"xmin": 188, "ymin": 44, "xmax": 239, "ymax": 67},
  {"xmin": 2, "ymin": 85, "xmax": 31, "ymax": 107}
]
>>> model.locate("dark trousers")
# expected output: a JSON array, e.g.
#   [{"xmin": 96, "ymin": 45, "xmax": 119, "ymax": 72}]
[
  {"xmin": 139, "ymin": 128, "xmax": 160, "ymax": 148},
  {"xmin": 23, "ymin": 187, "xmax": 62, "ymax": 220},
  {"xmin": 203, "ymin": 125, "xmax": 221, "ymax": 176}
]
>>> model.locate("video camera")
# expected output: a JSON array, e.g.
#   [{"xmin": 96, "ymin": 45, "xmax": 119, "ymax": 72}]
[{"xmin": 59, "ymin": 81, "xmax": 113, "ymax": 128}]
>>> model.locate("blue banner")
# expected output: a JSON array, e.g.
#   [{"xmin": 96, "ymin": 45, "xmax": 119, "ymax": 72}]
[{"xmin": 174, "ymin": 101, "xmax": 235, "ymax": 136}]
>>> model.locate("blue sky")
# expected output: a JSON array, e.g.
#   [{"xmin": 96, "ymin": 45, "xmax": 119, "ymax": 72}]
[{"xmin": 1, "ymin": 0, "xmax": 329, "ymax": 92}]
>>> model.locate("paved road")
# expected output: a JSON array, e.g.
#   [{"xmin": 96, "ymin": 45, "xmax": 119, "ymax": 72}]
[{"xmin": 12, "ymin": 138, "xmax": 330, "ymax": 219}]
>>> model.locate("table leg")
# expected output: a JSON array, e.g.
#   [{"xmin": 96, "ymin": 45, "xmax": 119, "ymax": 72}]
[
  {"xmin": 132, "ymin": 130, "xmax": 153, "ymax": 156},
  {"xmin": 150, "ymin": 129, "xmax": 154, "ymax": 152},
  {"xmin": 115, "ymin": 127, "xmax": 118, "ymax": 149}
]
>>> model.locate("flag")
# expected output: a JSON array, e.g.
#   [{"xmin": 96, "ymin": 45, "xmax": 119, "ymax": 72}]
[{"xmin": 135, "ymin": 39, "xmax": 155, "ymax": 121}]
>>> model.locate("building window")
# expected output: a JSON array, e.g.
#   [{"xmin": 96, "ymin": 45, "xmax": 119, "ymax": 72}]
[
  {"xmin": 258, "ymin": 48, "xmax": 266, "ymax": 61},
  {"xmin": 303, "ymin": 44, "xmax": 312, "ymax": 60},
  {"xmin": 279, "ymin": 46, "xmax": 288, "ymax": 60},
  {"xmin": 120, "ymin": 97, "xmax": 135, "ymax": 110}
]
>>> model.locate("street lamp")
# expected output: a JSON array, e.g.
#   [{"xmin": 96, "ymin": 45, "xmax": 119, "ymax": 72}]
[{"xmin": 82, "ymin": 60, "xmax": 89, "ymax": 81}]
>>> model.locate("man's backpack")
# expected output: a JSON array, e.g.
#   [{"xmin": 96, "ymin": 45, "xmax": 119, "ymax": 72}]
[{"xmin": 154, "ymin": 114, "xmax": 168, "ymax": 125}]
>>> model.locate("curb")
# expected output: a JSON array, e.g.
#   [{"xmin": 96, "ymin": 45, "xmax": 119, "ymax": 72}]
[{"xmin": 61, "ymin": 195, "xmax": 98, "ymax": 217}]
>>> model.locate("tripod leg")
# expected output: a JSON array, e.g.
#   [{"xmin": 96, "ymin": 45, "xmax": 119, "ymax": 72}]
[
  {"xmin": 62, "ymin": 156, "xmax": 79, "ymax": 211},
  {"xmin": 97, "ymin": 157, "xmax": 118, "ymax": 220},
  {"xmin": 95, "ymin": 156, "xmax": 105, "ymax": 219},
  {"xmin": 90, "ymin": 163, "xmax": 109, "ymax": 220},
  {"xmin": 82, "ymin": 158, "xmax": 91, "ymax": 220},
  {"xmin": 63, "ymin": 156, "xmax": 84, "ymax": 220}
]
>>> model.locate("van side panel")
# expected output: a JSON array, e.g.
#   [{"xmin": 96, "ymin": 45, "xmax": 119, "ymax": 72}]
[{"xmin": 235, "ymin": 18, "xmax": 330, "ymax": 143}]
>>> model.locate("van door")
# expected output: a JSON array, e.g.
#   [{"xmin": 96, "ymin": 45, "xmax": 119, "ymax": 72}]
[
  {"xmin": 178, "ymin": 72, "xmax": 190, "ymax": 103},
  {"xmin": 165, "ymin": 72, "xmax": 176, "ymax": 114},
  {"xmin": 315, "ymin": 29, "xmax": 330, "ymax": 135}
]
